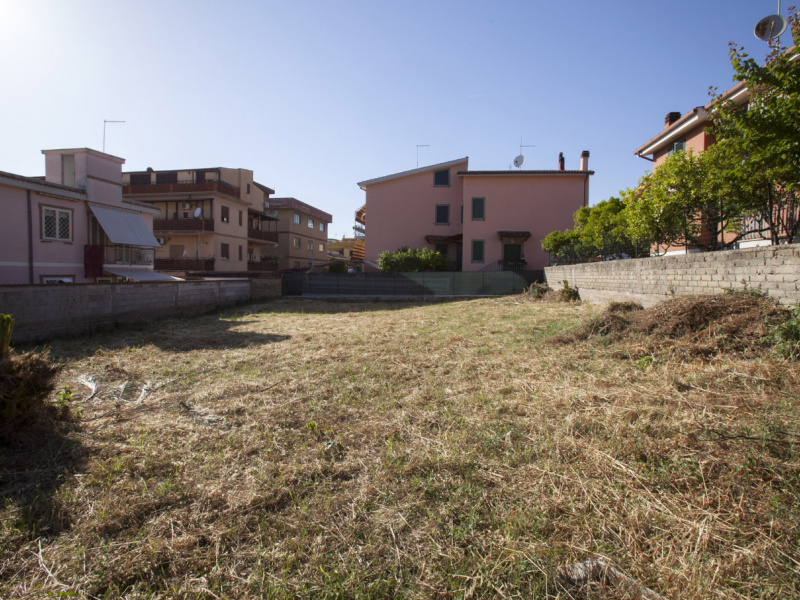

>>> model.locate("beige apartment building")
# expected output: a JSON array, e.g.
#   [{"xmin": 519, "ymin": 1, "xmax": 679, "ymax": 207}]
[
  {"xmin": 269, "ymin": 197, "xmax": 332, "ymax": 270},
  {"xmin": 122, "ymin": 167, "xmax": 279, "ymax": 276}
]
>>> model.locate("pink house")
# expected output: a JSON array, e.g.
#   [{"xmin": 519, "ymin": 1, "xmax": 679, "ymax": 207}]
[
  {"xmin": 357, "ymin": 153, "xmax": 593, "ymax": 271},
  {"xmin": 0, "ymin": 148, "xmax": 169, "ymax": 285}
]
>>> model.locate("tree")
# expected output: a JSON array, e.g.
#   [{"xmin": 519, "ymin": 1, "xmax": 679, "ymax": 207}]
[
  {"xmin": 376, "ymin": 247, "xmax": 450, "ymax": 273},
  {"xmin": 709, "ymin": 10, "xmax": 800, "ymax": 244}
]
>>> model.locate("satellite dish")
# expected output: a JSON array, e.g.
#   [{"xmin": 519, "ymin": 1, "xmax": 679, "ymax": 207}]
[
  {"xmin": 754, "ymin": 14, "xmax": 787, "ymax": 41},
  {"xmin": 513, "ymin": 154, "xmax": 526, "ymax": 168},
  {"xmin": 193, "ymin": 207, "xmax": 202, "ymax": 218}
]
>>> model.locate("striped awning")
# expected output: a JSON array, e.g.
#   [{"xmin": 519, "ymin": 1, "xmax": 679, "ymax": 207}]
[{"xmin": 89, "ymin": 203, "xmax": 160, "ymax": 247}]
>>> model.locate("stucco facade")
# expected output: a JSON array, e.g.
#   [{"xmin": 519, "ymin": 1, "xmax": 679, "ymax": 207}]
[
  {"xmin": 268, "ymin": 198, "xmax": 332, "ymax": 271},
  {"xmin": 122, "ymin": 168, "xmax": 279, "ymax": 275},
  {"xmin": 0, "ymin": 148, "xmax": 163, "ymax": 285},
  {"xmin": 358, "ymin": 155, "xmax": 593, "ymax": 272}
]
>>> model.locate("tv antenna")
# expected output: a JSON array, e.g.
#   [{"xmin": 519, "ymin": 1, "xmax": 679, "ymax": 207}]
[
  {"xmin": 754, "ymin": 1, "xmax": 787, "ymax": 47},
  {"xmin": 103, "ymin": 120, "xmax": 125, "ymax": 153},
  {"xmin": 416, "ymin": 144, "xmax": 430, "ymax": 167},
  {"xmin": 514, "ymin": 137, "xmax": 535, "ymax": 169}
]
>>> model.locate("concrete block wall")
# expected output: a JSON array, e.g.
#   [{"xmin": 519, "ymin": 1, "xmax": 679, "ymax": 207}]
[
  {"xmin": 250, "ymin": 279, "xmax": 282, "ymax": 299},
  {"xmin": 0, "ymin": 280, "xmax": 254, "ymax": 343},
  {"xmin": 545, "ymin": 243, "xmax": 800, "ymax": 307}
]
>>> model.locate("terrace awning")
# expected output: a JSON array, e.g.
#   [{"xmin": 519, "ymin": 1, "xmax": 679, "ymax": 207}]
[
  {"xmin": 424, "ymin": 233, "xmax": 463, "ymax": 243},
  {"xmin": 105, "ymin": 269, "xmax": 179, "ymax": 282},
  {"xmin": 89, "ymin": 203, "xmax": 160, "ymax": 247},
  {"xmin": 497, "ymin": 231, "xmax": 531, "ymax": 240}
]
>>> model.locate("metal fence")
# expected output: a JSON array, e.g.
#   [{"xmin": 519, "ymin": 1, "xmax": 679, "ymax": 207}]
[{"xmin": 282, "ymin": 271, "xmax": 540, "ymax": 296}]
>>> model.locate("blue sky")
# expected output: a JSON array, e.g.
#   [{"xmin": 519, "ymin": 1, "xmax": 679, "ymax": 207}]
[{"xmin": 0, "ymin": 0, "xmax": 786, "ymax": 238}]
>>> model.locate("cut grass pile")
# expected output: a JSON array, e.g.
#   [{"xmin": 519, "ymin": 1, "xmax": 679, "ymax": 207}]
[{"xmin": 1, "ymin": 296, "xmax": 800, "ymax": 599}]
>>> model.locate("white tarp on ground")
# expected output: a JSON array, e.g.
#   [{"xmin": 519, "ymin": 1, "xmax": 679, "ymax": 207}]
[
  {"xmin": 104, "ymin": 268, "xmax": 179, "ymax": 282},
  {"xmin": 89, "ymin": 203, "xmax": 160, "ymax": 247}
]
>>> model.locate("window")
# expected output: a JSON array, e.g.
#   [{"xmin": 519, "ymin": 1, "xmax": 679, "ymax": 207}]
[
  {"xmin": 130, "ymin": 173, "xmax": 150, "ymax": 186},
  {"xmin": 41, "ymin": 276, "xmax": 74, "ymax": 284},
  {"xmin": 307, "ymin": 240, "xmax": 313, "ymax": 250},
  {"xmin": 221, "ymin": 206, "xmax": 230, "ymax": 223},
  {"xmin": 246, "ymin": 183, "xmax": 251, "ymax": 194},
  {"xmin": 472, "ymin": 197, "xmax": 485, "ymax": 220},
  {"xmin": 221, "ymin": 243, "xmax": 230, "ymax": 259},
  {"xmin": 239, "ymin": 211, "xmax": 243, "ymax": 226},
  {"xmin": 319, "ymin": 243, "xmax": 324, "ymax": 252},
  {"xmin": 435, "ymin": 243, "xmax": 448, "ymax": 257},
  {"xmin": 293, "ymin": 213, "xmax": 301, "ymax": 225},
  {"xmin": 668, "ymin": 140, "xmax": 686, "ymax": 157},
  {"xmin": 169, "ymin": 245, "xmax": 185, "ymax": 258},
  {"xmin": 156, "ymin": 171, "xmax": 178, "ymax": 185},
  {"xmin": 238, "ymin": 245, "xmax": 243, "ymax": 261},
  {"xmin": 435, "ymin": 204, "xmax": 450, "ymax": 225},
  {"xmin": 42, "ymin": 207, "xmax": 72, "ymax": 242},
  {"xmin": 294, "ymin": 237, "xmax": 301, "ymax": 248},
  {"xmin": 308, "ymin": 218, "xmax": 314, "ymax": 229},
  {"xmin": 471, "ymin": 240, "xmax": 485, "ymax": 263},
  {"xmin": 61, "ymin": 155, "xmax": 75, "ymax": 187},
  {"xmin": 433, "ymin": 169, "xmax": 450, "ymax": 186},
  {"xmin": 319, "ymin": 222, "xmax": 324, "ymax": 232}
]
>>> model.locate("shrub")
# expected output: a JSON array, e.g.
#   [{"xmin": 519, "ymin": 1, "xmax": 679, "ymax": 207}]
[
  {"xmin": 328, "ymin": 261, "xmax": 348, "ymax": 274},
  {"xmin": 524, "ymin": 283, "xmax": 550, "ymax": 299},
  {"xmin": 0, "ymin": 314, "xmax": 12, "ymax": 360},
  {"xmin": 377, "ymin": 247, "xmax": 449, "ymax": 273},
  {"xmin": 1, "ymin": 350, "xmax": 63, "ymax": 431},
  {"xmin": 767, "ymin": 303, "xmax": 800, "ymax": 360}
]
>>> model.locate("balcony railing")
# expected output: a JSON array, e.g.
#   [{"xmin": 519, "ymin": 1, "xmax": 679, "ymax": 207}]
[
  {"xmin": 104, "ymin": 245, "xmax": 155, "ymax": 267},
  {"xmin": 154, "ymin": 258, "xmax": 215, "ymax": 271},
  {"xmin": 123, "ymin": 180, "xmax": 240, "ymax": 199},
  {"xmin": 248, "ymin": 260, "xmax": 279, "ymax": 272},
  {"xmin": 247, "ymin": 228, "xmax": 279, "ymax": 243},
  {"xmin": 154, "ymin": 218, "xmax": 215, "ymax": 233}
]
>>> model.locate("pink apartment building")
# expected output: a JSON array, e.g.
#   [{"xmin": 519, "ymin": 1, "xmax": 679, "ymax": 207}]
[
  {"xmin": 0, "ymin": 148, "xmax": 169, "ymax": 285},
  {"xmin": 357, "ymin": 154, "xmax": 593, "ymax": 271}
]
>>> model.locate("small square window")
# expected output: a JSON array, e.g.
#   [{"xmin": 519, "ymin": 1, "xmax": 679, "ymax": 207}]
[
  {"xmin": 221, "ymin": 243, "xmax": 230, "ymax": 259},
  {"xmin": 433, "ymin": 169, "xmax": 450, "ymax": 186},
  {"xmin": 294, "ymin": 237, "xmax": 301, "ymax": 248},
  {"xmin": 668, "ymin": 140, "xmax": 686, "ymax": 157},
  {"xmin": 472, "ymin": 197, "xmax": 485, "ymax": 220},
  {"xmin": 435, "ymin": 204, "xmax": 449, "ymax": 225},
  {"xmin": 471, "ymin": 240, "xmax": 485, "ymax": 263},
  {"xmin": 42, "ymin": 207, "xmax": 72, "ymax": 242},
  {"xmin": 293, "ymin": 214, "xmax": 301, "ymax": 225}
]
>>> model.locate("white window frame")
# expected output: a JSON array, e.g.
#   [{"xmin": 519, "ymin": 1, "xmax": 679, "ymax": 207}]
[
  {"xmin": 41, "ymin": 206, "xmax": 73, "ymax": 242},
  {"xmin": 293, "ymin": 213, "xmax": 301, "ymax": 225}
]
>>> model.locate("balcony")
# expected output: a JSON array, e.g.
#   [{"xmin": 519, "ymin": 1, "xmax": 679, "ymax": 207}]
[
  {"xmin": 247, "ymin": 228, "xmax": 279, "ymax": 243},
  {"xmin": 153, "ymin": 218, "xmax": 215, "ymax": 233},
  {"xmin": 123, "ymin": 180, "xmax": 240, "ymax": 199},
  {"xmin": 154, "ymin": 258, "xmax": 215, "ymax": 272},
  {"xmin": 353, "ymin": 224, "xmax": 366, "ymax": 235},
  {"xmin": 104, "ymin": 245, "xmax": 154, "ymax": 267},
  {"xmin": 248, "ymin": 260, "xmax": 279, "ymax": 272}
]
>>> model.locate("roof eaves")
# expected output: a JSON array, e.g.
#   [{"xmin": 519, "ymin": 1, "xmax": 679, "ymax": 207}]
[
  {"xmin": 633, "ymin": 107, "xmax": 708, "ymax": 157},
  {"xmin": 0, "ymin": 170, "xmax": 87, "ymax": 199},
  {"xmin": 457, "ymin": 170, "xmax": 594, "ymax": 176},
  {"xmin": 357, "ymin": 157, "xmax": 469, "ymax": 189}
]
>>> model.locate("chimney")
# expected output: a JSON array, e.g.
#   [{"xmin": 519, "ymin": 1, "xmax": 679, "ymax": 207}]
[
  {"xmin": 558, "ymin": 152, "xmax": 565, "ymax": 171},
  {"xmin": 580, "ymin": 150, "xmax": 589, "ymax": 171},
  {"xmin": 664, "ymin": 112, "xmax": 681, "ymax": 129}
]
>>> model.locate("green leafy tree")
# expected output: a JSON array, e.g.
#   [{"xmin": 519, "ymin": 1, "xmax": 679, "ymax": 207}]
[
  {"xmin": 709, "ymin": 10, "xmax": 800, "ymax": 244},
  {"xmin": 377, "ymin": 247, "xmax": 450, "ymax": 273}
]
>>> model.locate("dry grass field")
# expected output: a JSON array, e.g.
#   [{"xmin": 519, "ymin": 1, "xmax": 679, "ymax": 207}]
[{"xmin": 2, "ymin": 295, "xmax": 800, "ymax": 599}]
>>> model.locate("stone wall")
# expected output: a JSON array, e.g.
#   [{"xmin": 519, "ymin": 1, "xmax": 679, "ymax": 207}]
[
  {"xmin": 0, "ymin": 279, "xmax": 268, "ymax": 343},
  {"xmin": 545, "ymin": 244, "xmax": 800, "ymax": 307}
]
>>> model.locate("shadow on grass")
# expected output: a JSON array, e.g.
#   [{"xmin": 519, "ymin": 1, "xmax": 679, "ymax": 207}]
[
  {"xmin": 0, "ymin": 421, "xmax": 84, "ymax": 539},
  {"xmin": 252, "ymin": 296, "xmax": 473, "ymax": 315}
]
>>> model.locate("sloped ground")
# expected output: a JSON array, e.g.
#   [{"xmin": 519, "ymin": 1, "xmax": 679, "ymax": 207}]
[{"xmin": 1, "ymin": 296, "xmax": 799, "ymax": 599}]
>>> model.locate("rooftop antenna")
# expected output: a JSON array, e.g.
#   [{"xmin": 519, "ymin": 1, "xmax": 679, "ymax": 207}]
[
  {"xmin": 754, "ymin": 1, "xmax": 787, "ymax": 48},
  {"xmin": 514, "ymin": 137, "xmax": 535, "ymax": 169},
  {"xmin": 103, "ymin": 120, "xmax": 125, "ymax": 153},
  {"xmin": 416, "ymin": 144, "xmax": 430, "ymax": 168}
]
